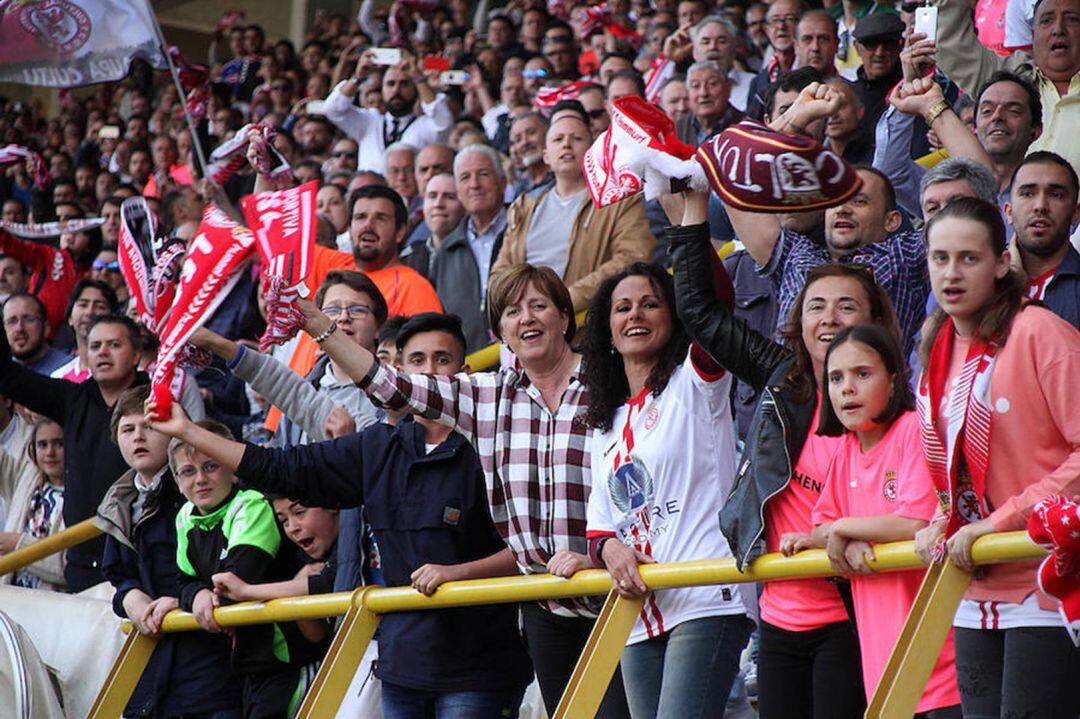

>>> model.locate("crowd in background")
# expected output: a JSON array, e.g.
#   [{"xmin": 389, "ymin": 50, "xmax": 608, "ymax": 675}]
[{"xmin": 0, "ymin": 0, "xmax": 1077, "ymax": 717}]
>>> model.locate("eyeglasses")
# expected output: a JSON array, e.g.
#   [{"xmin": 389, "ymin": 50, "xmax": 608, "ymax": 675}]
[
  {"xmin": 92, "ymin": 259, "xmax": 120, "ymax": 272},
  {"xmin": 3, "ymin": 315, "xmax": 42, "ymax": 327},
  {"xmin": 586, "ymin": 108, "xmax": 608, "ymax": 119},
  {"xmin": 522, "ymin": 69, "xmax": 548, "ymax": 79},
  {"xmin": 176, "ymin": 460, "xmax": 222, "ymax": 481},
  {"xmin": 330, "ymin": 150, "xmax": 354, "ymax": 158},
  {"xmin": 323, "ymin": 304, "xmax": 374, "ymax": 320},
  {"xmin": 767, "ymin": 15, "xmax": 798, "ymax": 27}
]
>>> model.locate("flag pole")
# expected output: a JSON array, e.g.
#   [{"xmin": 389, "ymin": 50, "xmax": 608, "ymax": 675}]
[{"xmin": 143, "ymin": 0, "xmax": 209, "ymax": 178}]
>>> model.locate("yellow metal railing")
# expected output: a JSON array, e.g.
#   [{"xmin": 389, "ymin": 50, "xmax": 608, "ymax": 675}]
[
  {"xmin": 85, "ymin": 531, "xmax": 1047, "ymax": 719},
  {"xmin": 0, "ymin": 518, "xmax": 102, "ymax": 577}
]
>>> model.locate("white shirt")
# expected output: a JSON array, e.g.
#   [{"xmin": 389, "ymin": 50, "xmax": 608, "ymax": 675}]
[
  {"xmin": 728, "ymin": 70, "xmax": 756, "ymax": 112},
  {"xmin": 323, "ymin": 82, "xmax": 454, "ymax": 173},
  {"xmin": 586, "ymin": 356, "xmax": 746, "ymax": 644},
  {"xmin": 482, "ymin": 103, "xmax": 510, "ymax": 139},
  {"xmin": 467, "ymin": 208, "xmax": 507, "ymax": 301}
]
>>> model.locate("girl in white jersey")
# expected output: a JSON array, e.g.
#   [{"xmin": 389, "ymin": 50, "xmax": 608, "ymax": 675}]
[{"xmin": 579, "ymin": 255, "xmax": 752, "ymax": 719}]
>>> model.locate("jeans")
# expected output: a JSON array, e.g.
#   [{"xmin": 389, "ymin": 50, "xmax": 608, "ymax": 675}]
[
  {"xmin": 620, "ymin": 614, "xmax": 754, "ymax": 719},
  {"xmin": 520, "ymin": 602, "xmax": 631, "ymax": 719},
  {"xmin": 380, "ymin": 681, "xmax": 526, "ymax": 719},
  {"xmin": 954, "ymin": 626, "xmax": 1080, "ymax": 719},
  {"xmin": 756, "ymin": 620, "xmax": 865, "ymax": 719}
]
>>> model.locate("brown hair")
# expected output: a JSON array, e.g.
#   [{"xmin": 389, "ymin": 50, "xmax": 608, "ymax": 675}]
[
  {"xmin": 918, "ymin": 197, "xmax": 1025, "ymax": 369},
  {"xmin": 778, "ymin": 263, "xmax": 901, "ymax": 403},
  {"xmin": 817, "ymin": 324, "xmax": 915, "ymax": 437},
  {"xmin": 314, "ymin": 270, "xmax": 389, "ymax": 326},
  {"xmin": 110, "ymin": 384, "xmax": 151, "ymax": 444},
  {"xmin": 486, "ymin": 264, "xmax": 576, "ymax": 343},
  {"xmin": 167, "ymin": 419, "xmax": 235, "ymax": 476}
]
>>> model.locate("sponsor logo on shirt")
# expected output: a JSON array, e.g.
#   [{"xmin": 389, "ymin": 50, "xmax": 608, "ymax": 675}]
[
  {"xmin": 791, "ymin": 469, "xmax": 823, "ymax": 494},
  {"xmin": 643, "ymin": 406, "xmax": 659, "ymax": 430}
]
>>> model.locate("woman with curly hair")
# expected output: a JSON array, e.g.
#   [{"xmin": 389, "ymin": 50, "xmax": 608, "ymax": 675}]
[{"xmin": 578, "ymin": 240, "xmax": 753, "ymax": 715}]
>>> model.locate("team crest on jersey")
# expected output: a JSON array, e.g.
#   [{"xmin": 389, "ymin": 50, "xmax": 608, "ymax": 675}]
[
  {"xmin": 883, "ymin": 471, "xmax": 897, "ymax": 502},
  {"xmin": 20, "ymin": 0, "xmax": 91, "ymax": 55},
  {"xmin": 643, "ymin": 406, "xmax": 659, "ymax": 430}
]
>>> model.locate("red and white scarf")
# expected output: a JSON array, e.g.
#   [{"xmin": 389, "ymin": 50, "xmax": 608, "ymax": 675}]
[
  {"xmin": 917, "ymin": 320, "xmax": 997, "ymax": 551},
  {"xmin": 0, "ymin": 217, "xmax": 104, "ymax": 239},
  {"xmin": 582, "ymin": 95, "xmax": 706, "ymax": 207},
  {"xmin": 206, "ymin": 124, "xmax": 291, "ymax": 186},
  {"xmin": 240, "ymin": 181, "xmax": 317, "ymax": 350},
  {"xmin": 149, "ymin": 206, "xmax": 255, "ymax": 420},
  {"xmin": 1028, "ymin": 496, "xmax": 1080, "ymax": 646}
]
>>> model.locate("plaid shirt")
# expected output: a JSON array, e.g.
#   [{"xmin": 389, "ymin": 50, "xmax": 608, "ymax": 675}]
[
  {"xmin": 760, "ymin": 228, "xmax": 929, "ymax": 358},
  {"xmin": 359, "ymin": 358, "xmax": 599, "ymax": 617}
]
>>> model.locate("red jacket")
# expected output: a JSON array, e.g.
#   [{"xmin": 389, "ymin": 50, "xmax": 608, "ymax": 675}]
[{"xmin": 0, "ymin": 231, "xmax": 83, "ymax": 339}]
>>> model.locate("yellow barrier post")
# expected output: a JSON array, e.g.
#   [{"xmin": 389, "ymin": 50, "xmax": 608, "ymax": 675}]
[
  {"xmin": 554, "ymin": 589, "xmax": 644, "ymax": 719},
  {"xmin": 87, "ymin": 626, "xmax": 159, "ymax": 719},
  {"xmin": 868, "ymin": 559, "xmax": 971, "ymax": 718},
  {"xmin": 0, "ymin": 518, "xmax": 102, "ymax": 577},
  {"xmin": 295, "ymin": 588, "xmax": 382, "ymax": 718}
]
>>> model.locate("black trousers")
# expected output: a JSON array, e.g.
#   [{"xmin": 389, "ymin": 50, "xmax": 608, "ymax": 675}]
[
  {"xmin": 520, "ymin": 602, "xmax": 631, "ymax": 719},
  {"xmin": 955, "ymin": 626, "xmax": 1080, "ymax": 719},
  {"xmin": 756, "ymin": 619, "xmax": 866, "ymax": 719}
]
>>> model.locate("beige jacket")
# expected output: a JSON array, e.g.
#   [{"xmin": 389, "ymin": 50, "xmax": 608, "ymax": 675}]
[
  {"xmin": 1, "ymin": 453, "xmax": 65, "ymax": 591},
  {"xmin": 492, "ymin": 186, "xmax": 654, "ymax": 311}
]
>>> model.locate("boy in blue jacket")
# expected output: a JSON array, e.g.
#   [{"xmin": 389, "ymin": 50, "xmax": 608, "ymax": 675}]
[{"xmin": 149, "ymin": 313, "xmax": 534, "ymax": 719}]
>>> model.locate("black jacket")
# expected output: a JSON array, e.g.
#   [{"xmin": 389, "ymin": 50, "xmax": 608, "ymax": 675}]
[
  {"xmin": 0, "ymin": 329, "xmax": 147, "ymax": 590},
  {"xmin": 99, "ymin": 471, "xmax": 238, "ymax": 717},
  {"xmin": 430, "ymin": 218, "xmax": 504, "ymax": 354},
  {"xmin": 236, "ymin": 417, "xmax": 534, "ymax": 693},
  {"xmin": 670, "ymin": 223, "xmax": 818, "ymax": 568}
]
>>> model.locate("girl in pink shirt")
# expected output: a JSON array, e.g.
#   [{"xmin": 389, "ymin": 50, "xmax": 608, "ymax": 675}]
[
  {"xmin": 914, "ymin": 197, "xmax": 1080, "ymax": 718},
  {"xmin": 810, "ymin": 325, "xmax": 961, "ymax": 717}
]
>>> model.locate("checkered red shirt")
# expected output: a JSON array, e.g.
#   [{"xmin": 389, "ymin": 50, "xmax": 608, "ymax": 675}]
[{"xmin": 359, "ymin": 358, "xmax": 599, "ymax": 617}]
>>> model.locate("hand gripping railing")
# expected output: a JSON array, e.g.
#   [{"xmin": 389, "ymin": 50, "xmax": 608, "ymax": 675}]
[{"xmin": 85, "ymin": 531, "xmax": 1047, "ymax": 719}]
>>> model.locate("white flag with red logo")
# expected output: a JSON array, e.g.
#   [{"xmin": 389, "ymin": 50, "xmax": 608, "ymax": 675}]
[
  {"xmin": 534, "ymin": 80, "xmax": 591, "ymax": 110},
  {"xmin": 0, "ymin": 0, "xmax": 167, "ymax": 87},
  {"xmin": 240, "ymin": 181, "xmax": 317, "ymax": 350},
  {"xmin": 149, "ymin": 205, "xmax": 255, "ymax": 420}
]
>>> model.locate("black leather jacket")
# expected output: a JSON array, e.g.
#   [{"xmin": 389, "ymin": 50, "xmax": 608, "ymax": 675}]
[{"xmin": 669, "ymin": 223, "xmax": 818, "ymax": 569}]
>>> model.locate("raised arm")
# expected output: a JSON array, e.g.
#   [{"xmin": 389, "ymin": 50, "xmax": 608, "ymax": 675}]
[
  {"xmin": 721, "ymin": 82, "xmax": 843, "ymax": 266},
  {"xmin": 0, "ymin": 230, "xmax": 60, "ymax": 275},
  {"xmin": 928, "ymin": 0, "xmax": 1009, "ymax": 96},
  {"xmin": 890, "ymin": 76, "xmax": 994, "ymax": 171},
  {"xmin": 190, "ymin": 328, "xmax": 336, "ymax": 441},
  {"xmin": 0, "ymin": 326, "xmax": 74, "ymax": 424},
  {"xmin": 148, "ymin": 401, "xmax": 362, "ymax": 508},
  {"xmin": 669, "ymin": 193, "xmax": 789, "ymax": 390}
]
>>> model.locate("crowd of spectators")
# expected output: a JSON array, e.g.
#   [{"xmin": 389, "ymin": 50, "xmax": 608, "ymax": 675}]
[{"xmin": 0, "ymin": 0, "xmax": 1077, "ymax": 717}]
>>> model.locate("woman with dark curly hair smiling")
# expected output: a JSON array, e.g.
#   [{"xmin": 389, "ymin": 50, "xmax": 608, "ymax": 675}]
[{"xmin": 579, "ymin": 226, "xmax": 753, "ymax": 718}]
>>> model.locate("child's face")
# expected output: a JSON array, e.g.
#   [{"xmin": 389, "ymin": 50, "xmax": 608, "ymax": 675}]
[
  {"xmin": 271, "ymin": 498, "xmax": 339, "ymax": 560},
  {"xmin": 173, "ymin": 448, "xmax": 236, "ymax": 512},
  {"xmin": 826, "ymin": 340, "xmax": 894, "ymax": 434},
  {"xmin": 117, "ymin": 413, "xmax": 170, "ymax": 476}
]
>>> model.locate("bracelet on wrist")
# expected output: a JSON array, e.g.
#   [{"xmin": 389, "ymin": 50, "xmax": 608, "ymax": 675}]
[
  {"xmin": 923, "ymin": 99, "xmax": 950, "ymax": 126},
  {"xmin": 310, "ymin": 321, "xmax": 338, "ymax": 344}
]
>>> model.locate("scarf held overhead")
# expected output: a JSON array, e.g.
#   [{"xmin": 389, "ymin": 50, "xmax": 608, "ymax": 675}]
[{"xmin": 149, "ymin": 206, "xmax": 255, "ymax": 421}]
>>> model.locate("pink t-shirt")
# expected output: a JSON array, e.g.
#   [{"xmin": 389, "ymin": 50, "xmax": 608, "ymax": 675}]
[
  {"xmin": 813, "ymin": 412, "xmax": 960, "ymax": 712},
  {"xmin": 759, "ymin": 400, "xmax": 851, "ymax": 632}
]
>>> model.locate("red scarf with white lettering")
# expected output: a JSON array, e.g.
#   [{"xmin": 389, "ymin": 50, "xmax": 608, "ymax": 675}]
[
  {"xmin": 917, "ymin": 319, "xmax": 997, "ymax": 551},
  {"xmin": 1028, "ymin": 496, "xmax": 1080, "ymax": 646},
  {"xmin": 240, "ymin": 181, "xmax": 317, "ymax": 350},
  {"xmin": 149, "ymin": 206, "xmax": 255, "ymax": 420}
]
